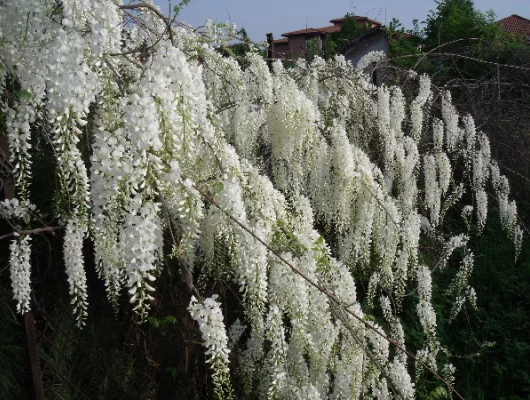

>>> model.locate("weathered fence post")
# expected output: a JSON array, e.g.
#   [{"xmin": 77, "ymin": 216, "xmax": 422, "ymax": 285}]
[
  {"xmin": 266, "ymin": 33, "xmax": 274, "ymax": 71},
  {"xmin": 1, "ymin": 134, "xmax": 45, "ymax": 399},
  {"xmin": 24, "ymin": 311, "xmax": 46, "ymax": 400}
]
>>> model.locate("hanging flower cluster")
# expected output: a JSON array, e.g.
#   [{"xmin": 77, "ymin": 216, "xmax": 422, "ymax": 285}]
[
  {"xmin": 0, "ymin": 1, "xmax": 525, "ymax": 398},
  {"xmin": 63, "ymin": 219, "xmax": 89, "ymax": 326},
  {"xmin": 189, "ymin": 295, "xmax": 234, "ymax": 400},
  {"xmin": 9, "ymin": 235, "xmax": 32, "ymax": 314},
  {"xmin": 0, "ymin": 199, "xmax": 35, "ymax": 222}
]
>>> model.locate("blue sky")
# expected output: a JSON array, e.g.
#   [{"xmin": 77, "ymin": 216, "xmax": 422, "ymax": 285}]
[{"xmin": 154, "ymin": 0, "xmax": 530, "ymax": 42}]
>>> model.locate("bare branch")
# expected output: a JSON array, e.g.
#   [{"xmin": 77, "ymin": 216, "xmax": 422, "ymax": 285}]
[
  {"xmin": 392, "ymin": 52, "xmax": 530, "ymax": 72},
  {"xmin": 119, "ymin": 2, "xmax": 174, "ymax": 45},
  {"xmin": 0, "ymin": 226, "xmax": 64, "ymax": 241}
]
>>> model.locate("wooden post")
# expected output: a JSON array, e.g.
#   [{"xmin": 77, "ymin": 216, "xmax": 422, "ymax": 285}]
[
  {"xmin": 24, "ymin": 311, "xmax": 46, "ymax": 400},
  {"xmin": 0, "ymin": 134, "xmax": 15, "ymax": 200},
  {"xmin": 1, "ymin": 132, "xmax": 45, "ymax": 399},
  {"xmin": 497, "ymin": 62, "xmax": 501, "ymax": 102},
  {"xmin": 266, "ymin": 33, "xmax": 273, "ymax": 71}
]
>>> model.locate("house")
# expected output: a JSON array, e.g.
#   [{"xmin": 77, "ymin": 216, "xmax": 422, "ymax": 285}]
[
  {"xmin": 341, "ymin": 26, "xmax": 389, "ymax": 65},
  {"xmin": 341, "ymin": 26, "xmax": 389, "ymax": 85},
  {"xmin": 498, "ymin": 14, "xmax": 530, "ymax": 44},
  {"xmin": 273, "ymin": 38, "xmax": 289, "ymax": 56},
  {"xmin": 272, "ymin": 15, "xmax": 383, "ymax": 59}
]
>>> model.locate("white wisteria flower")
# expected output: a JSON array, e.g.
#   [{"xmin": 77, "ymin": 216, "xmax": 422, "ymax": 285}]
[
  {"xmin": 63, "ymin": 219, "xmax": 89, "ymax": 326},
  {"xmin": 10, "ymin": 236, "xmax": 32, "ymax": 314},
  {"xmin": 189, "ymin": 295, "xmax": 234, "ymax": 399}
]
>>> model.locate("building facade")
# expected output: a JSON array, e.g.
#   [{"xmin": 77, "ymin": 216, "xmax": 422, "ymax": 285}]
[{"xmin": 272, "ymin": 16, "xmax": 383, "ymax": 60}]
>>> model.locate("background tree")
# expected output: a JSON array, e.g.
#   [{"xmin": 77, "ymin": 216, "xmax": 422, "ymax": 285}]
[
  {"xmin": 218, "ymin": 27, "xmax": 253, "ymax": 61},
  {"xmin": 424, "ymin": 0, "xmax": 490, "ymax": 46},
  {"xmin": 322, "ymin": 13, "xmax": 368, "ymax": 59},
  {"xmin": 387, "ymin": 18, "xmax": 423, "ymax": 70}
]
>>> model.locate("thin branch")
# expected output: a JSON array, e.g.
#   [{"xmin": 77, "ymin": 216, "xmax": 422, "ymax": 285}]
[
  {"xmin": 0, "ymin": 226, "xmax": 63, "ymax": 241},
  {"xmin": 392, "ymin": 52, "xmax": 530, "ymax": 72},
  {"xmin": 330, "ymin": 301, "xmax": 401, "ymax": 399},
  {"xmin": 215, "ymin": 101, "xmax": 239, "ymax": 114},
  {"xmin": 102, "ymin": 56, "xmax": 126, "ymax": 95},
  {"xmin": 119, "ymin": 2, "xmax": 174, "ymax": 45},
  {"xmin": 158, "ymin": 192, "xmax": 200, "ymax": 298},
  {"xmin": 191, "ymin": 182, "xmax": 466, "ymax": 400},
  {"xmin": 107, "ymin": 47, "xmax": 144, "ymax": 57}
]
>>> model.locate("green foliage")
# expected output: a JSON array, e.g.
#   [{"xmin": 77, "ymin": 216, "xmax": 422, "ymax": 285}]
[
  {"xmin": 387, "ymin": 18, "xmax": 423, "ymax": 69},
  {"xmin": 272, "ymin": 218, "xmax": 307, "ymax": 257},
  {"xmin": 217, "ymin": 28, "xmax": 257, "ymax": 66},
  {"xmin": 173, "ymin": 0, "xmax": 192, "ymax": 18},
  {"xmin": 424, "ymin": 0, "xmax": 490, "ymax": 47},
  {"xmin": 148, "ymin": 314, "xmax": 178, "ymax": 328},
  {"xmin": 448, "ymin": 211, "xmax": 530, "ymax": 400},
  {"xmin": 321, "ymin": 13, "xmax": 371, "ymax": 60},
  {"xmin": 427, "ymin": 386, "xmax": 451, "ymax": 400},
  {"xmin": 388, "ymin": 0, "xmax": 529, "ymax": 75},
  {"xmin": 283, "ymin": 50, "xmax": 297, "ymax": 69},
  {"xmin": 418, "ymin": 203, "xmax": 530, "ymax": 400}
]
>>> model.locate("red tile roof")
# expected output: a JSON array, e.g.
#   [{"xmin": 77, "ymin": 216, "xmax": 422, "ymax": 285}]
[
  {"xmin": 274, "ymin": 38, "xmax": 289, "ymax": 44},
  {"xmin": 330, "ymin": 16, "xmax": 382, "ymax": 26},
  {"xmin": 282, "ymin": 15, "xmax": 383, "ymax": 37},
  {"xmin": 282, "ymin": 25, "xmax": 341, "ymax": 37},
  {"xmin": 318, "ymin": 25, "xmax": 343, "ymax": 34},
  {"xmin": 499, "ymin": 14, "xmax": 530, "ymax": 37}
]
